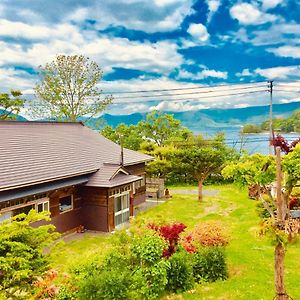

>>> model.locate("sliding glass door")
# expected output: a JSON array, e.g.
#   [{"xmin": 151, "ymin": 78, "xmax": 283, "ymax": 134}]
[{"xmin": 114, "ymin": 193, "xmax": 130, "ymax": 227}]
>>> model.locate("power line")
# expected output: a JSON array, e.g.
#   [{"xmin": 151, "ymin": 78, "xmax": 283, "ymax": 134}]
[
  {"xmin": 99, "ymin": 81, "xmax": 266, "ymax": 95},
  {"xmin": 113, "ymin": 85, "xmax": 267, "ymax": 100},
  {"xmin": 24, "ymin": 89, "xmax": 267, "ymax": 107},
  {"xmin": 111, "ymin": 90, "xmax": 266, "ymax": 105}
]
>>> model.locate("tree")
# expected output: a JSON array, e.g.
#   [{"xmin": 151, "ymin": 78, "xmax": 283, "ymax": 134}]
[
  {"xmin": 0, "ymin": 90, "xmax": 24, "ymax": 120},
  {"xmin": 0, "ymin": 211, "xmax": 59, "ymax": 298},
  {"xmin": 101, "ymin": 123, "xmax": 143, "ymax": 151},
  {"xmin": 33, "ymin": 55, "xmax": 112, "ymax": 121},
  {"xmin": 222, "ymin": 147, "xmax": 300, "ymax": 300},
  {"xmin": 173, "ymin": 134, "xmax": 232, "ymax": 201},
  {"xmin": 138, "ymin": 111, "xmax": 192, "ymax": 146},
  {"xmin": 242, "ymin": 124, "xmax": 262, "ymax": 134}
]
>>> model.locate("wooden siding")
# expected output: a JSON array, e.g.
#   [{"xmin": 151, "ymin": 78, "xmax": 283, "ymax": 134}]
[
  {"xmin": 48, "ymin": 186, "xmax": 83, "ymax": 233},
  {"xmin": 126, "ymin": 163, "xmax": 145, "ymax": 176},
  {"xmin": 80, "ymin": 186, "xmax": 109, "ymax": 232}
]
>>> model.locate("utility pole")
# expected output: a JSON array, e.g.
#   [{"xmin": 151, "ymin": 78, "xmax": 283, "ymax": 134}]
[
  {"xmin": 268, "ymin": 80, "xmax": 275, "ymax": 155},
  {"xmin": 274, "ymin": 146, "xmax": 288, "ymax": 300},
  {"xmin": 119, "ymin": 134, "xmax": 124, "ymax": 166}
]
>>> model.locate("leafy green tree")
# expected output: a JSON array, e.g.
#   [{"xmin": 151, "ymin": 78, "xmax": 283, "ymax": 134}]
[
  {"xmin": 280, "ymin": 110, "xmax": 300, "ymax": 132},
  {"xmin": 0, "ymin": 90, "xmax": 24, "ymax": 120},
  {"xmin": 0, "ymin": 211, "xmax": 59, "ymax": 298},
  {"xmin": 242, "ymin": 124, "xmax": 262, "ymax": 134},
  {"xmin": 138, "ymin": 111, "xmax": 192, "ymax": 146},
  {"xmin": 173, "ymin": 134, "xmax": 233, "ymax": 201},
  {"xmin": 101, "ymin": 123, "xmax": 143, "ymax": 151},
  {"xmin": 222, "ymin": 147, "xmax": 300, "ymax": 300},
  {"xmin": 33, "ymin": 55, "xmax": 112, "ymax": 122}
]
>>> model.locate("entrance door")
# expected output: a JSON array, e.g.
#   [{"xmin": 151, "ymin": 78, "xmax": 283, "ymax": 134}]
[{"xmin": 114, "ymin": 193, "xmax": 130, "ymax": 227}]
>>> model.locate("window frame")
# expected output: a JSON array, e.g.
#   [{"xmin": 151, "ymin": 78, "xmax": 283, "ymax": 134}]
[{"xmin": 59, "ymin": 195, "xmax": 73, "ymax": 214}]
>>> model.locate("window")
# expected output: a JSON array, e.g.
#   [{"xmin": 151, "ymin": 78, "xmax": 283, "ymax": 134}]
[
  {"xmin": 36, "ymin": 201, "xmax": 49, "ymax": 213},
  {"xmin": 59, "ymin": 195, "xmax": 73, "ymax": 213},
  {"xmin": 13, "ymin": 204, "xmax": 35, "ymax": 216},
  {"xmin": 114, "ymin": 193, "xmax": 130, "ymax": 227}
]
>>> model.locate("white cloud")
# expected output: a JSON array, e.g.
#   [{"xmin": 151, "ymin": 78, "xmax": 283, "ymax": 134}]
[
  {"xmin": 65, "ymin": 0, "xmax": 194, "ymax": 33},
  {"xmin": 236, "ymin": 69, "xmax": 252, "ymax": 77},
  {"xmin": 261, "ymin": 0, "xmax": 284, "ymax": 10},
  {"xmin": 230, "ymin": 3, "xmax": 277, "ymax": 25},
  {"xmin": 187, "ymin": 23, "xmax": 210, "ymax": 42},
  {"xmin": 0, "ymin": 19, "xmax": 82, "ymax": 42},
  {"xmin": 255, "ymin": 66, "xmax": 300, "ymax": 79},
  {"xmin": 0, "ymin": 34, "xmax": 183, "ymax": 76},
  {"xmin": 267, "ymin": 45, "xmax": 300, "ymax": 58},
  {"xmin": 149, "ymin": 100, "xmax": 208, "ymax": 112},
  {"xmin": 206, "ymin": 0, "xmax": 221, "ymax": 22},
  {"xmin": 0, "ymin": 68, "xmax": 35, "ymax": 92},
  {"xmin": 178, "ymin": 68, "xmax": 227, "ymax": 80}
]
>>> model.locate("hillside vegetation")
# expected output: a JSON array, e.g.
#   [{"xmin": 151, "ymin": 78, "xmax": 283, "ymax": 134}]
[{"xmin": 242, "ymin": 109, "xmax": 300, "ymax": 133}]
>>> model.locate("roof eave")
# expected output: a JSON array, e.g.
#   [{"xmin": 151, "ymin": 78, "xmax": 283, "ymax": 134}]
[{"xmin": 0, "ymin": 168, "xmax": 99, "ymax": 192}]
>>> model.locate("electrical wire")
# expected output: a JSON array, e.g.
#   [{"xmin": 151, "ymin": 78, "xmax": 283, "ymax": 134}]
[
  {"xmin": 112, "ymin": 85, "xmax": 267, "ymax": 100},
  {"xmin": 98, "ymin": 81, "xmax": 266, "ymax": 95}
]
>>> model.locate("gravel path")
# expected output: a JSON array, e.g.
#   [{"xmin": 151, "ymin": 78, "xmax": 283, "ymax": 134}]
[{"xmin": 169, "ymin": 189, "xmax": 219, "ymax": 196}]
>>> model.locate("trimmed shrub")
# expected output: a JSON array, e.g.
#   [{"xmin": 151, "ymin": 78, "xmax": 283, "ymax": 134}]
[
  {"xmin": 77, "ymin": 269, "xmax": 132, "ymax": 300},
  {"xmin": 133, "ymin": 260, "xmax": 169, "ymax": 300},
  {"xmin": 166, "ymin": 249, "xmax": 194, "ymax": 293},
  {"xmin": 131, "ymin": 232, "xmax": 167, "ymax": 265},
  {"xmin": 191, "ymin": 221, "xmax": 228, "ymax": 247},
  {"xmin": 193, "ymin": 247, "xmax": 228, "ymax": 282}
]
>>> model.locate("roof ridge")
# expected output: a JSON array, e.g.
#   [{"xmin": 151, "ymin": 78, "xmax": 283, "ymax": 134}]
[{"xmin": 0, "ymin": 120, "xmax": 85, "ymax": 126}]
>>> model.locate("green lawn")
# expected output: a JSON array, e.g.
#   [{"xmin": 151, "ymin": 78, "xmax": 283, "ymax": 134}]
[{"xmin": 50, "ymin": 185, "xmax": 300, "ymax": 299}]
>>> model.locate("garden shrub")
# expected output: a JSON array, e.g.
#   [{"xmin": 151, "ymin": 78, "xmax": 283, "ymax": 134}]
[
  {"xmin": 77, "ymin": 269, "xmax": 132, "ymax": 300},
  {"xmin": 193, "ymin": 247, "xmax": 228, "ymax": 282},
  {"xmin": 131, "ymin": 231, "xmax": 167, "ymax": 265},
  {"xmin": 166, "ymin": 249, "xmax": 194, "ymax": 293},
  {"xmin": 133, "ymin": 260, "xmax": 169, "ymax": 300},
  {"xmin": 148, "ymin": 222, "xmax": 186, "ymax": 257},
  {"xmin": 0, "ymin": 211, "xmax": 59, "ymax": 297},
  {"xmin": 191, "ymin": 221, "xmax": 228, "ymax": 247}
]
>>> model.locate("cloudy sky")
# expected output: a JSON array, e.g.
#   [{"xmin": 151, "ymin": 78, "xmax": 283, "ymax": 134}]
[{"xmin": 1, "ymin": 0, "xmax": 300, "ymax": 115}]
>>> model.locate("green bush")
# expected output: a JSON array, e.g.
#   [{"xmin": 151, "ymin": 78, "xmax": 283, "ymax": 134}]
[
  {"xmin": 133, "ymin": 260, "xmax": 169, "ymax": 300},
  {"xmin": 131, "ymin": 232, "xmax": 167, "ymax": 265},
  {"xmin": 77, "ymin": 269, "xmax": 132, "ymax": 300},
  {"xmin": 166, "ymin": 249, "xmax": 194, "ymax": 293},
  {"xmin": 193, "ymin": 247, "xmax": 228, "ymax": 282},
  {"xmin": 0, "ymin": 211, "xmax": 59, "ymax": 296}
]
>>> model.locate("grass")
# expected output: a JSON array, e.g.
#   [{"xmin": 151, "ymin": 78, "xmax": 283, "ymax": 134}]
[{"xmin": 50, "ymin": 184, "xmax": 300, "ymax": 299}]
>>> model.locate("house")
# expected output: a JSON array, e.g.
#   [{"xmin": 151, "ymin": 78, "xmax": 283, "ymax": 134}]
[{"xmin": 0, "ymin": 121, "xmax": 153, "ymax": 233}]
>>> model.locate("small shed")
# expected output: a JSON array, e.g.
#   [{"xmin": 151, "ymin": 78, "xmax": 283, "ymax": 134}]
[{"xmin": 146, "ymin": 178, "xmax": 165, "ymax": 200}]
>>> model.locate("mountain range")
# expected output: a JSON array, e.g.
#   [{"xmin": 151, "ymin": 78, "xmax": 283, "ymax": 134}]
[
  {"xmin": 1, "ymin": 102, "xmax": 300, "ymax": 132},
  {"xmin": 98, "ymin": 102, "xmax": 300, "ymax": 131}
]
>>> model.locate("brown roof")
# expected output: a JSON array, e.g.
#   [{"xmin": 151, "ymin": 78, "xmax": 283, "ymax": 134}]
[
  {"xmin": 0, "ymin": 121, "xmax": 152, "ymax": 191},
  {"xmin": 86, "ymin": 164, "xmax": 142, "ymax": 187}
]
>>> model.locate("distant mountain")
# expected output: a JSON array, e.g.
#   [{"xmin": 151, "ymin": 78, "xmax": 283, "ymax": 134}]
[
  {"xmin": 1, "ymin": 102, "xmax": 300, "ymax": 133},
  {"xmin": 97, "ymin": 102, "xmax": 300, "ymax": 132},
  {"xmin": 0, "ymin": 109, "xmax": 27, "ymax": 121}
]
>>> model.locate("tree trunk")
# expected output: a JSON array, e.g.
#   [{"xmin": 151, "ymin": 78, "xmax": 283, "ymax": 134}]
[
  {"xmin": 274, "ymin": 243, "xmax": 288, "ymax": 300},
  {"xmin": 198, "ymin": 179, "xmax": 203, "ymax": 202}
]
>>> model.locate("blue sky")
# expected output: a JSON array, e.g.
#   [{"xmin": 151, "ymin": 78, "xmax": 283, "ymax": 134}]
[{"xmin": 0, "ymin": 0, "xmax": 300, "ymax": 115}]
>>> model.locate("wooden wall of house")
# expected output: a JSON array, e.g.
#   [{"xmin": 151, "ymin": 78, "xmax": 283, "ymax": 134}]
[
  {"xmin": 126, "ymin": 163, "xmax": 145, "ymax": 176},
  {"xmin": 80, "ymin": 186, "xmax": 109, "ymax": 232},
  {"xmin": 126, "ymin": 163, "xmax": 146, "ymax": 206},
  {"xmin": 48, "ymin": 186, "xmax": 83, "ymax": 233}
]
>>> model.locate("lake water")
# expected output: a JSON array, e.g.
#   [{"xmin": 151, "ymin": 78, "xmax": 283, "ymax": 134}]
[{"xmin": 194, "ymin": 126, "xmax": 300, "ymax": 155}]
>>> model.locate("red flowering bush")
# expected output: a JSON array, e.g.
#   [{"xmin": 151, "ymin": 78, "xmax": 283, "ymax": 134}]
[
  {"xmin": 191, "ymin": 221, "xmax": 228, "ymax": 247},
  {"xmin": 181, "ymin": 235, "xmax": 197, "ymax": 253},
  {"xmin": 148, "ymin": 222, "xmax": 187, "ymax": 257}
]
